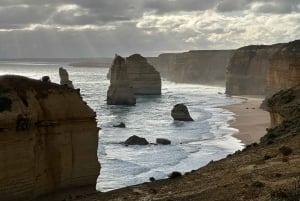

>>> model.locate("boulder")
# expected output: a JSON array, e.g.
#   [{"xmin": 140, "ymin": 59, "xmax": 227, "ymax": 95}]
[
  {"xmin": 171, "ymin": 104, "xmax": 194, "ymax": 121},
  {"xmin": 156, "ymin": 138, "xmax": 171, "ymax": 145},
  {"xmin": 124, "ymin": 135, "xmax": 149, "ymax": 145},
  {"xmin": 59, "ymin": 67, "xmax": 74, "ymax": 88},
  {"xmin": 107, "ymin": 55, "xmax": 136, "ymax": 105},
  {"xmin": 0, "ymin": 75, "xmax": 100, "ymax": 201}
]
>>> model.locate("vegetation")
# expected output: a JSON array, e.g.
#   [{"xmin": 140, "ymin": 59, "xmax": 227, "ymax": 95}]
[{"xmin": 0, "ymin": 97, "xmax": 12, "ymax": 112}]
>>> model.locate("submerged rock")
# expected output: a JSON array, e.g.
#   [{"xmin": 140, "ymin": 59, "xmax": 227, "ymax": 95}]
[
  {"xmin": 171, "ymin": 104, "xmax": 194, "ymax": 121},
  {"xmin": 107, "ymin": 55, "xmax": 136, "ymax": 105},
  {"xmin": 124, "ymin": 135, "xmax": 149, "ymax": 145},
  {"xmin": 59, "ymin": 67, "xmax": 74, "ymax": 88},
  {"xmin": 113, "ymin": 122, "xmax": 126, "ymax": 128},
  {"xmin": 0, "ymin": 75, "xmax": 100, "ymax": 201},
  {"xmin": 156, "ymin": 138, "xmax": 171, "ymax": 145}
]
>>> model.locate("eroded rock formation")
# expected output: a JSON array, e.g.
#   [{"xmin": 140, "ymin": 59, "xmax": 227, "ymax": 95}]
[
  {"xmin": 225, "ymin": 44, "xmax": 283, "ymax": 95},
  {"xmin": 59, "ymin": 67, "xmax": 74, "ymax": 88},
  {"xmin": 126, "ymin": 54, "xmax": 161, "ymax": 95},
  {"xmin": 268, "ymin": 40, "xmax": 300, "ymax": 95},
  {"xmin": 107, "ymin": 55, "xmax": 136, "ymax": 105},
  {"xmin": 149, "ymin": 50, "xmax": 234, "ymax": 85},
  {"xmin": 0, "ymin": 75, "xmax": 100, "ymax": 201},
  {"xmin": 171, "ymin": 104, "xmax": 194, "ymax": 121}
]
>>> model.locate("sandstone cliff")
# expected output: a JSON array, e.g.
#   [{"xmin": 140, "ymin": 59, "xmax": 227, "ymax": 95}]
[
  {"xmin": 126, "ymin": 54, "xmax": 161, "ymax": 95},
  {"xmin": 107, "ymin": 55, "xmax": 136, "ymax": 105},
  {"xmin": 150, "ymin": 50, "xmax": 234, "ymax": 85},
  {"xmin": 268, "ymin": 40, "xmax": 300, "ymax": 95},
  {"xmin": 225, "ymin": 44, "xmax": 283, "ymax": 95},
  {"xmin": 0, "ymin": 75, "xmax": 100, "ymax": 201}
]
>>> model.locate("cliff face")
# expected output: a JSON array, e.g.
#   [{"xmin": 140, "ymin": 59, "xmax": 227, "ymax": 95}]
[
  {"xmin": 0, "ymin": 75, "xmax": 100, "ymax": 201},
  {"xmin": 268, "ymin": 40, "xmax": 300, "ymax": 95},
  {"xmin": 126, "ymin": 54, "xmax": 161, "ymax": 95},
  {"xmin": 107, "ymin": 55, "xmax": 136, "ymax": 105},
  {"xmin": 150, "ymin": 50, "xmax": 234, "ymax": 85},
  {"xmin": 225, "ymin": 44, "xmax": 283, "ymax": 95}
]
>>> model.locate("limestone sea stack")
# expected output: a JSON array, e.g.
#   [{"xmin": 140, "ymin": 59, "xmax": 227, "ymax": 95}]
[
  {"xmin": 0, "ymin": 75, "xmax": 100, "ymax": 201},
  {"xmin": 126, "ymin": 54, "xmax": 161, "ymax": 95},
  {"xmin": 171, "ymin": 104, "xmax": 194, "ymax": 121},
  {"xmin": 59, "ymin": 67, "xmax": 74, "ymax": 88},
  {"xmin": 107, "ymin": 55, "xmax": 136, "ymax": 105}
]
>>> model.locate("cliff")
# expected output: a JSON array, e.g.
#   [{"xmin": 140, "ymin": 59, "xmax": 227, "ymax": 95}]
[
  {"xmin": 126, "ymin": 54, "xmax": 161, "ymax": 95},
  {"xmin": 107, "ymin": 55, "xmax": 136, "ymax": 105},
  {"xmin": 73, "ymin": 86, "xmax": 300, "ymax": 201},
  {"xmin": 225, "ymin": 44, "xmax": 283, "ymax": 95},
  {"xmin": 0, "ymin": 75, "xmax": 100, "ymax": 201},
  {"xmin": 150, "ymin": 50, "xmax": 234, "ymax": 85},
  {"xmin": 268, "ymin": 40, "xmax": 300, "ymax": 95}
]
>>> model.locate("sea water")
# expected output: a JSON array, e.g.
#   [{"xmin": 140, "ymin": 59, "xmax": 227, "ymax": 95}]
[{"xmin": 0, "ymin": 61, "xmax": 243, "ymax": 192}]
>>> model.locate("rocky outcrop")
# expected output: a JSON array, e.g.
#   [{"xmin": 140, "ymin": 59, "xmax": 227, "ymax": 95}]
[
  {"xmin": 150, "ymin": 50, "xmax": 234, "ymax": 85},
  {"xmin": 107, "ymin": 55, "xmax": 136, "ymax": 105},
  {"xmin": 156, "ymin": 138, "xmax": 171, "ymax": 145},
  {"xmin": 59, "ymin": 67, "xmax": 74, "ymax": 88},
  {"xmin": 225, "ymin": 44, "xmax": 283, "ymax": 95},
  {"xmin": 124, "ymin": 135, "xmax": 149, "ymax": 145},
  {"xmin": 126, "ymin": 54, "xmax": 161, "ymax": 95},
  {"xmin": 268, "ymin": 40, "xmax": 300, "ymax": 95},
  {"xmin": 171, "ymin": 104, "xmax": 194, "ymax": 121},
  {"xmin": 0, "ymin": 75, "xmax": 100, "ymax": 201}
]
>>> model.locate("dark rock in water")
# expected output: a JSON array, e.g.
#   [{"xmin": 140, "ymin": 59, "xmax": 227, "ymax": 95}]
[
  {"xmin": 168, "ymin": 171, "xmax": 182, "ymax": 179},
  {"xmin": 149, "ymin": 177, "xmax": 155, "ymax": 182},
  {"xmin": 156, "ymin": 138, "xmax": 171, "ymax": 145},
  {"xmin": 113, "ymin": 122, "xmax": 126, "ymax": 128},
  {"xmin": 42, "ymin": 76, "xmax": 50, "ymax": 82},
  {"xmin": 171, "ymin": 104, "xmax": 194, "ymax": 121},
  {"xmin": 124, "ymin": 135, "xmax": 149, "ymax": 145}
]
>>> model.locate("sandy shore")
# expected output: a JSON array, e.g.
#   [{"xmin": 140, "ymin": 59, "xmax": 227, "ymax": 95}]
[{"xmin": 223, "ymin": 96, "xmax": 270, "ymax": 145}]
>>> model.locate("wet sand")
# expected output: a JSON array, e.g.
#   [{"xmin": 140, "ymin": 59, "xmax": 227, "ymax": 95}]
[{"xmin": 224, "ymin": 97, "xmax": 270, "ymax": 145}]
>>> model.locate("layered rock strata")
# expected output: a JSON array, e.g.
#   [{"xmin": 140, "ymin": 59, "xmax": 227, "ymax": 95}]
[
  {"xmin": 107, "ymin": 56, "xmax": 136, "ymax": 105},
  {"xmin": 150, "ymin": 50, "xmax": 234, "ymax": 85},
  {"xmin": 268, "ymin": 40, "xmax": 300, "ymax": 95},
  {"xmin": 59, "ymin": 67, "xmax": 74, "ymax": 88},
  {"xmin": 225, "ymin": 44, "xmax": 283, "ymax": 95},
  {"xmin": 0, "ymin": 75, "xmax": 100, "ymax": 201},
  {"xmin": 126, "ymin": 54, "xmax": 161, "ymax": 95}
]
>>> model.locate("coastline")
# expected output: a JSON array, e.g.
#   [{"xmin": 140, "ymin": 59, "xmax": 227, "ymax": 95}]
[{"xmin": 223, "ymin": 96, "xmax": 270, "ymax": 145}]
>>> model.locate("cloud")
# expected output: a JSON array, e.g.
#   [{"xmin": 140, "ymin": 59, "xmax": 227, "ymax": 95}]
[{"xmin": 0, "ymin": 0, "xmax": 299, "ymax": 58}]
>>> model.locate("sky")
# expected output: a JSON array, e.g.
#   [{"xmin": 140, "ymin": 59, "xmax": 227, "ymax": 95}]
[{"xmin": 0, "ymin": 0, "xmax": 299, "ymax": 58}]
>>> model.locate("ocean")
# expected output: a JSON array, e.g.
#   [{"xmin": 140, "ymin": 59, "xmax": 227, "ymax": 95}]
[{"xmin": 0, "ymin": 60, "xmax": 244, "ymax": 192}]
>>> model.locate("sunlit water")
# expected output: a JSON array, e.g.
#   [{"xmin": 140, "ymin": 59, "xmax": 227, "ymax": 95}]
[{"xmin": 0, "ymin": 61, "xmax": 243, "ymax": 192}]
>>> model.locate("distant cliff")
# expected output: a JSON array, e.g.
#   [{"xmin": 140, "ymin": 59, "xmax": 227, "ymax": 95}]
[
  {"xmin": 225, "ymin": 44, "xmax": 283, "ymax": 96},
  {"xmin": 0, "ymin": 75, "xmax": 100, "ymax": 201},
  {"xmin": 149, "ymin": 50, "xmax": 234, "ymax": 85},
  {"xmin": 268, "ymin": 40, "xmax": 300, "ymax": 95}
]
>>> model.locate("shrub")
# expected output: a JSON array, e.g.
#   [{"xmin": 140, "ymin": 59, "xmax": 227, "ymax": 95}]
[{"xmin": 279, "ymin": 146, "xmax": 293, "ymax": 156}]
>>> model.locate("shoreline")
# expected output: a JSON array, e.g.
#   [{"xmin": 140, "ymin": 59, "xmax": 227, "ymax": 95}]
[{"xmin": 223, "ymin": 96, "xmax": 270, "ymax": 145}]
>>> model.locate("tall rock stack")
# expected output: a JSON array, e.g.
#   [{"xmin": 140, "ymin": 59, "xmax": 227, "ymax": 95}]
[
  {"xmin": 0, "ymin": 75, "xmax": 100, "ymax": 201},
  {"xmin": 59, "ymin": 67, "xmax": 74, "ymax": 88},
  {"xmin": 225, "ymin": 44, "xmax": 283, "ymax": 96},
  {"xmin": 268, "ymin": 40, "xmax": 300, "ymax": 95},
  {"xmin": 107, "ymin": 55, "xmax": 136, "ymax": 105},
  {"xmin": 126, "ymin": 54, "xmax": 161, "ymax": 95}
]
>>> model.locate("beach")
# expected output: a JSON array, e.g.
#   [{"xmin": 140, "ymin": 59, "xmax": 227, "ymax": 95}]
[{"xmin": 224, "ymin": 97, "xmax": 270, "ymax": 145}]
